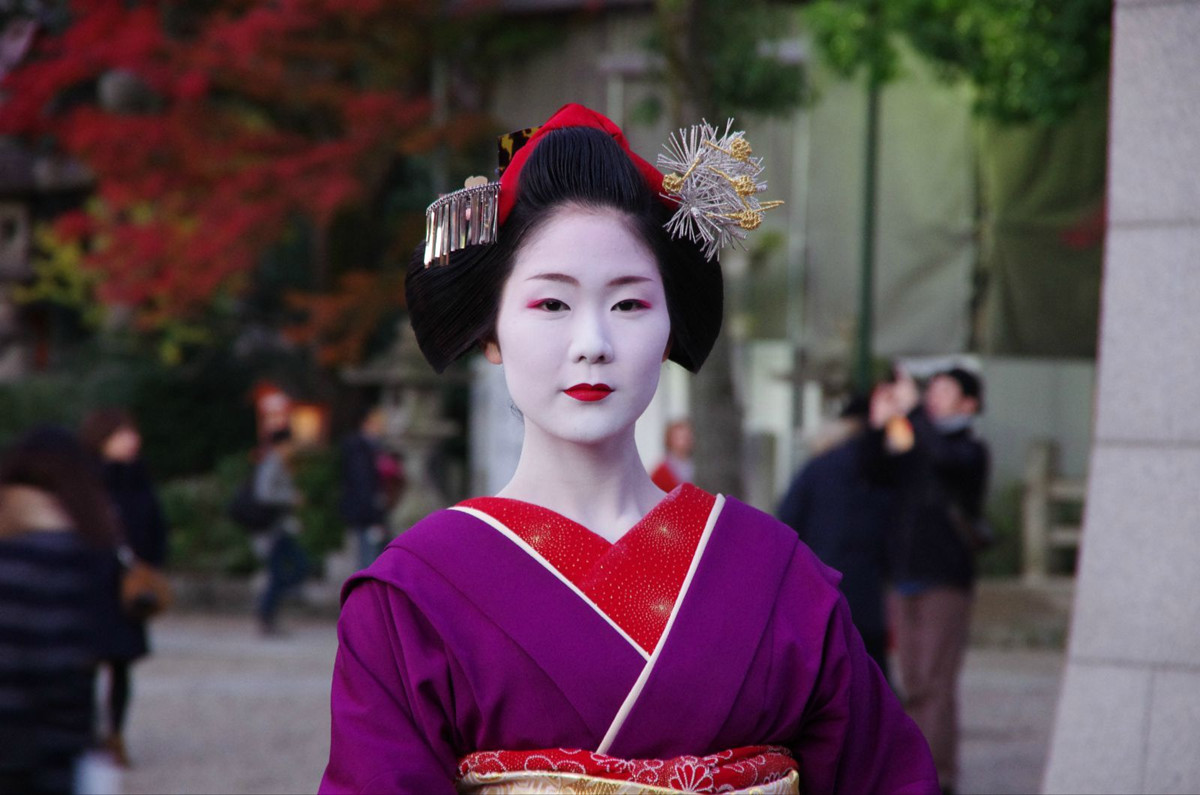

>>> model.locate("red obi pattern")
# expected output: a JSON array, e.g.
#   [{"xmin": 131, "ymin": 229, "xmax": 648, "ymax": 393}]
[
  {"xmin": 460, "ymin": 485, "xmax": 717, "ymax": 654},
  {"xmin": 457, "ymin": 745, "xmax": 799, "ymax": 794}
]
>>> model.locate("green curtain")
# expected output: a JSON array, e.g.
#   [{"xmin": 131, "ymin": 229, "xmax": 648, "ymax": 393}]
[{"xmin": 977, "ymin": 89, "xmax": 1107, "ymax": 357}]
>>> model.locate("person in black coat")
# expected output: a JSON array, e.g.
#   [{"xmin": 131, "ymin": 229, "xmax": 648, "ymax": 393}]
[
  {"xmin": 871, "ymin": 367, "xmax": 990, "ymax": 795},
  {"xmin": 0, "ymin": 426, "xmax": 118, "ymax": 794},
  {"xmin": 81, "ymin": 409, "xmax": 170, "ymax": 768},
  {"xmin": 338, "ymin": 406, "xmax": 391, "ymax": 570},
  {"xmin": 777, "ymin": 394, "xmax": 899, "ymax": 682}
]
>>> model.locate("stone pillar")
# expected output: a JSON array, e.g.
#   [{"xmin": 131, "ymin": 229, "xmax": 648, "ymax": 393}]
[{"xmin": 1043, "ymin": 3, "xmax": 1200, "ymax": 792}]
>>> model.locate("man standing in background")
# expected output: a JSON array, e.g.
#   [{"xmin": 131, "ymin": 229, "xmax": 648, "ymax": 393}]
[
  {"xmin": 339, "ymin": 406, "xmax": 389, "ymax": 571},
  {"xmin": 777, "ymin": 393, "xmax": 897, "ymax": 682},
  {"xmin": 873, "ymin": 367, "xmax": 990, "ymax": 795}
]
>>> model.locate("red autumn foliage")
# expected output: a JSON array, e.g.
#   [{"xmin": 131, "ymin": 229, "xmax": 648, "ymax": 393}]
[
  {"xmin": 284, "ymin": 269, "xmax": 408, "ymax": 368},
  {"xmin": 0, "ymin": 0, "xmax": 460, "ymax": 336}
]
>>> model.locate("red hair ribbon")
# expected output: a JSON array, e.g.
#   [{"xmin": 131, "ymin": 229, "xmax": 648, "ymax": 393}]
[{"xmin": 496, "ymin": 103, "xmax": 667, "ymax": 225}]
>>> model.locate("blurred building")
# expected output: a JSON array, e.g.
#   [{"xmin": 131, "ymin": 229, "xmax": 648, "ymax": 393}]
[
  {"xmin": 469, "ymin": 1, "xmax": 1100, "ymax": 516},
  {"xmin": 0, "ymin": 138, "xmax": 91, "ymax": 380}
]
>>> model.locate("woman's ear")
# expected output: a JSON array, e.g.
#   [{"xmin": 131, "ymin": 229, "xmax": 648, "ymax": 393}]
[
  {"xmin": 662, "ymin": 336, "xmax": 673, "ymax": 363},
  {"xmin": 483, "ymin": 338, "xmax": 502, "ymax": 365}
]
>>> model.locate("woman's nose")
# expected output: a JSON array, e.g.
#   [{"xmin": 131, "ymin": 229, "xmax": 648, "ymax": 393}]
[{"xmin": 568, "ymin": 309, "xmax": 614, "ymax": 364}]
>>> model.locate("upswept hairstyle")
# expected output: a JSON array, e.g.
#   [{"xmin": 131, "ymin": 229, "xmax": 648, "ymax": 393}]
[{"xmin": 406, "ymin": 123, "xmax": 723, "ymax": 374}]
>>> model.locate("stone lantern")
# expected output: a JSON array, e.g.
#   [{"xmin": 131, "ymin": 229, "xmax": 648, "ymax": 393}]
[{"xmin": 342, "ymin": 320, "xmax": 466, "ymax": 538}]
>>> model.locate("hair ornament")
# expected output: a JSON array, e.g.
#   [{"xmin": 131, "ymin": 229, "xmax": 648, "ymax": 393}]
[
  {"xmin": 423, "ymin": 177, "xmax": 501, "ymax": 267},
  {"xmin": 658, "ymin": 119, "xmax": 784, "ymax": 260},
  {"xmin": 419, "ymin": 105, "xmax": 779, "ymax": 268}
]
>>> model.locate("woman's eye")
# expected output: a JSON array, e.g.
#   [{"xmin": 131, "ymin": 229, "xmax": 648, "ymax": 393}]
[
  {"xmin": 533, "ymin": 299, "xmax": 568, "ymax": 312},
  {"xmin": 613, "ymin": 299, "xmax": 649, "ymax": 312}
]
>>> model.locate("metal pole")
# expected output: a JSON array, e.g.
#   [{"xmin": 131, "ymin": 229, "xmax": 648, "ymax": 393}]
[{"xmin": 854, "ymin": 74, "xmax": 880, "ymax": 393}]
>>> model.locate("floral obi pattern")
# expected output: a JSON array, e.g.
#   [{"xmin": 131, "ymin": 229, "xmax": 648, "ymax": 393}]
[{"xmin": 456, "ymin": 745, "xmax": 800, "ymax": 794}]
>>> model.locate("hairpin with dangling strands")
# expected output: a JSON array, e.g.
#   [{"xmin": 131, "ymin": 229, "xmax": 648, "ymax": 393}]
[{"xmin": 422, "ymin": 176, "xmax": 501, "ymax": 267}]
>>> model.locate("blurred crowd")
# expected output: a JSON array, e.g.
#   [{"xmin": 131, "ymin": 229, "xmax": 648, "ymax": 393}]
[
  {"xmin": 0, "ymin": 400, "xmax": 406, "ymax": 793},
  {"xmin": 0, "ymin": 412, "xmax": 168, "ymax": 792},
  {"xmin": 0, "ymin": 366, "xmax": 987, "ymax": 793},
  {"xmin": 777, "ymin": 365, "xmax": 989, "ymax": 795}
]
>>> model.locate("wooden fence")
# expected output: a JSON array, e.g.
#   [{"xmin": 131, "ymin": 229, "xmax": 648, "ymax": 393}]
[{"xmin": 1021, "ymin": 440, "xmax": 1086, "ymax": 581}]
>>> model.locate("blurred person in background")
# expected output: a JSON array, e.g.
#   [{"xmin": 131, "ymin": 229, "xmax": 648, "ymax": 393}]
[
  {"xmin": 338, "ymin": 406, "xmax": 389, "ymax": 570},
  {"xmin": 253, "ymin": 426, "xmax": 311, "ymax": 635},
  {"xmin": 648, "ymin": 418, "xmax": 694, "ymax": 492},
  {"xmin": 872, "ymin": 366, "xmax": 989, "ymax": 795},
  {"xmin": 0, "ymin": 426, "xmax": 118, "ymax": 794},
  {"xmin": 776, "ymin": 392, "xmax": 899, "ymax": 682},
  {"xmin": 80, "ymin": 408, "xmax": 170, "ymax": 768}
]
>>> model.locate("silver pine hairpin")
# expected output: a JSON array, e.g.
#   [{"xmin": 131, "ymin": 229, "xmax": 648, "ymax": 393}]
[
  {"xmin": 658, "ymin": 119, "xmax": 784, "ymax": 260},
  {"xmin": 423, "ymin": 177, "xmax": 501, "ymax": 267}
]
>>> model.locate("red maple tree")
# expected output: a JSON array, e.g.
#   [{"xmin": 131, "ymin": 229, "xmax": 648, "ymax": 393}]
[{"xmin": 1, "ymin": 0, "xmax": 496, "ymax": 352}]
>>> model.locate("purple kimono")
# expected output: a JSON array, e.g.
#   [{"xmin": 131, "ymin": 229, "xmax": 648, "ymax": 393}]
[{"xmin": 320, "ymin": 489, "xmax": 937, "ymax": 794}]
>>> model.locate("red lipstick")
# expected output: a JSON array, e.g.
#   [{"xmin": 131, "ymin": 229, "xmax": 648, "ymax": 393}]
[{"xmin": 564, "ymin": 383, "xmax": 613, "ymax": 402}]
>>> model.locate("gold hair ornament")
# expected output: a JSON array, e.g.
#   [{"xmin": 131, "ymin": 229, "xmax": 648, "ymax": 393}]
[
  {"xmin": 423, "ymin": 177, "xmax": 501, "ymax": 267},
  {"xmin": 658, "ymin": 120, "xmax": 784, "ymax": 260}
]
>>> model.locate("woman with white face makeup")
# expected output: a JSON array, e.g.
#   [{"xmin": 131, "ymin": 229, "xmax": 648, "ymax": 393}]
[
  {"xmin": 321, "ymin": 105, "xmax": 937, "ymax": 795},
  {"xmin": 480, "ymin": 206, "xmax": 672, "ymax": 541}
]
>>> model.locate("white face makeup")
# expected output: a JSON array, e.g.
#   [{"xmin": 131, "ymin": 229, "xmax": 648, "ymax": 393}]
[{"xmin": 485, "ymin": 206, "xmax": 670, "ymax": 448}]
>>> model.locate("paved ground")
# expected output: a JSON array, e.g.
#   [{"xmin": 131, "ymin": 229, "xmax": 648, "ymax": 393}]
[
  {"xmin": 105, "ymin": 603, "xmax": 1066, "ymax": 795},
  {"xmin": 117, "ymin": 614, "xmax": 335, "ymax": 795}
]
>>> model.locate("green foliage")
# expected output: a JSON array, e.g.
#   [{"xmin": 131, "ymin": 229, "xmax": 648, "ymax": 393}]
[
  {"xmin": 0, "ymin": 345, "xmax": 256, "ymax": 478},
  {"xmin": 0, "ymin": 350, "xmax": 151, "ymax": 446},
  {"xmin": 123, "ymin": 351, "xmax": 258, "ymax": 479},
  {"xmin": 652, "ymin": 0, "xmax": 809, "ymax": 118},
  {"xmin": 807, "ymin": 0, "xmax": 1112, "ymax": 123},
  {"xmin": 704, "ymin": 1, "xmax": 809, "ymax": 115},
  {"xmin": 292, "ymin": 446, "xmax": 346, "ymax": 562},
  {"xmin": 163, "ymin": 446, "xmax": 346, "ymax": 575},
  {"xmin": 977, "ymin": 479, "xmax": 1022, "ymax": 577},
  {"xmin": 160, "ymin": 457, "xmax": 257, "ymax": 576},
  {"xmin": 16, "ymin": 224, "xmax": 105, "ymax": 327},
  {"xmin": 0, "ymin": 374, "xmax": 99, "ymax": 440},
  {"xmin": 807, "ymin": 0, "xmax": 898, "ymax": 85}
]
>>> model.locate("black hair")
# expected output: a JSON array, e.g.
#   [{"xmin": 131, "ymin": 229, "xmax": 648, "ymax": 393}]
[
  {"xmin": 406, "ymin": 126, "xmax": 723, "ymax": 374},
  {"xmin": 839, "ymin": 392, "xmax": 871, "ymax": 421},
  {"xmin": 939, "ymin": 367, "xmax": 985, "ymax": 413},
  {"xmin": 0, "ymin": 425, "xmax": 119, "ymax": 547}
]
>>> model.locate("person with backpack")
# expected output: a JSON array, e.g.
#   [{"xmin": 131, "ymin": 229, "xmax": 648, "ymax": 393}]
[{"xmin": 250, "ymin": 427, "xmax": 310, "ymax": 636}]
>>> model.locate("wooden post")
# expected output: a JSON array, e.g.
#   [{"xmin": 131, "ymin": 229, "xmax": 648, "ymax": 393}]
[{"xmin": 1022, "ymin": 440, "xmax": 1055, "ymax": 582}]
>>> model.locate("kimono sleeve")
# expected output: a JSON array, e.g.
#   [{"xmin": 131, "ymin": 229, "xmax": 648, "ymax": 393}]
[
  {"xmin": 320, "ymin": 578, "xmax": 460, "ymax": 794},
  {"xmin": 794, "ymin": 595, "xmax": 939, "ymax": 794}
]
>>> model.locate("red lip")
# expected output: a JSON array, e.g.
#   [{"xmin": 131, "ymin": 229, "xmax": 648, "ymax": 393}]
[{"xmin": 564, "ymin": 383, "xmax": 613, "ymax": 402}]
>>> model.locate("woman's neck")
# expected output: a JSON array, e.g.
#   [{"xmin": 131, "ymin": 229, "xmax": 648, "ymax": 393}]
[{"xmin": 496, "ymin": 425, "xmax": 665, "ymax": 543}]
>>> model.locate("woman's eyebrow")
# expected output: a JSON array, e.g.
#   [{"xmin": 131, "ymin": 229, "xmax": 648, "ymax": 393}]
[
  {"xmin": 527, "ymin": 272, "xmax": 578, "ymax": 285},
  {"xmin": 525, "ymin": 273, "xmax": 653, "ymax": 286},
  {"xmin": 608, "ymin": 275, "xmax": 654, "ymax": 287}
]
